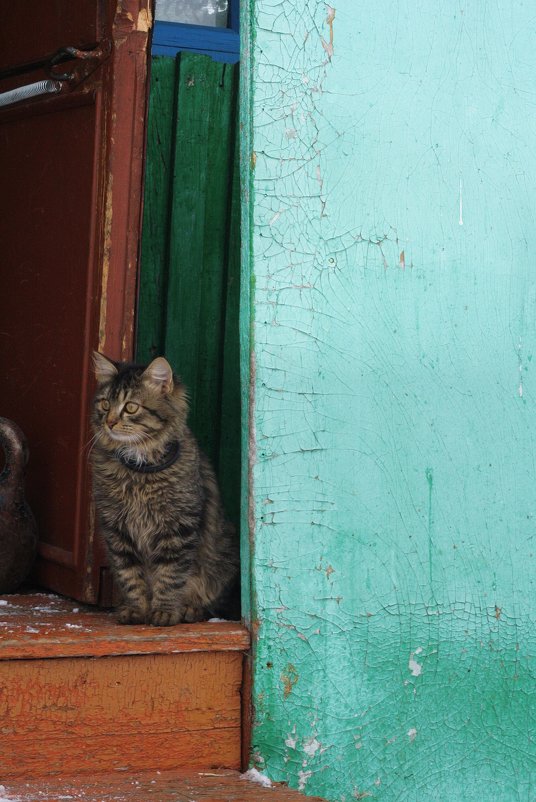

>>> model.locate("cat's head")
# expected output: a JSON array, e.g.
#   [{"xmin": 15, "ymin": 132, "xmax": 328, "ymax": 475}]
[{"xmin": 91, "ymin": 353, "xmax": 188, "ymax": 455}]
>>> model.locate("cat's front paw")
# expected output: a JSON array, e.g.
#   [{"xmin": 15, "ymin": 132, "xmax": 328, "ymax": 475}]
[
  {"xmin": 117, "ymin": 605, "xmax": 147, "ymax": 625},
  {"xmin": 183, "ymin": 604, "xmax": 205, "ymax": 623},
  {"xmin": 149, "ymin": 609, "xmax": 183, "ymax": 627}
]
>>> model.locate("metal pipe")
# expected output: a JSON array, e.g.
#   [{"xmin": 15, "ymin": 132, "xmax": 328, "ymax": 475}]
[{"xmin": 0, "ymin": 79, "xmax": 61, "ymax": 109}]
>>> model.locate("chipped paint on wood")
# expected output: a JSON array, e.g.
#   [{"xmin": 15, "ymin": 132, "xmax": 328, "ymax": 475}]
[
  {"xmin": 114, "ymin": 0, "xmax": 152, "ymax": 36},
  {"xmin": 97, "ymin": 0, "xmax": 151, "ymax": 361},
  {"xmin": 242, "ymin": 0, "xmax": 536, "ymax": 799},
  {"xmin": 0, "ymin": 652, "xmax": 242, "ymax": 777},
  {"xmin": 0, "ymin": 594, "xmax": 248, "ymax": 779},
  {"xmin": 0, "ymin": 594, "xmax": 250, "ymax": 660},
  {"xmin": 138, "ymin": 6, "xmax": 153, "ymax": 32},
  {"xmin": 98, "ymin": 180, "xmax": 113, "ymax": 352},
  {"xmin": 114, "ymin": 1, "xmax": 153, "ymax": 34}
]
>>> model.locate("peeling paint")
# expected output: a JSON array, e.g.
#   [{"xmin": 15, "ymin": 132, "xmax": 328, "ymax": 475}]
[
  {"xmin": 98, "ymin": 181, "xmax": 114, "ymax": 352},
  {"xmin": 302, "ymin": 737, "xmax": 321, "ymax": 758},
  {"xmin": 280, "ymin": 664, "xmax": 298, "ymax": 698},
  {"xmin": 321, "ymin": 5, "xmax": 336, "ymax": 59},
  {"xmin": 298, "ymin": 770, "xmax": 312, "ymax": 792},
  {"xmin": 245, "ymin": 0, "xmax": 536, "ymax": 799},
  {"xmin": 137, "ymin": 7, "xmax": 152, "ymax": 32},
  {"xmin": 353, "ymin": 791, "xmax": 372, "ymax": 800},
  {"xmin": 285, "ymin": 728, "xmax": 297, "ymax": 750},
  {"xmin": 408, "ymin": 652, "xmax": 423, "ymax": 677}
]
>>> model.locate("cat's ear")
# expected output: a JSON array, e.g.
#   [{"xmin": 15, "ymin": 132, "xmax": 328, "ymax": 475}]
[
  {"xmin": 143, "ymin": 357, "xmax": 174, "ymax": 395},
  {"xmin": 92, "ymin": 351, "xmax": 118, "ymax": 384}
]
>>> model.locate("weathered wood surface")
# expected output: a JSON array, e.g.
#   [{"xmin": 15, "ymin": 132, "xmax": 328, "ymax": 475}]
[
  {"xmin": 0, "ymin": 593, "xmax": 249, "ymax": 659},
  {"xmin": 217, "ymin": 130, "xmax": 242, "ymax": 527},
  {"xmin": 136, "ymin": 53, "xmax": 240, "ymax": 524},
  {"xmin": 165, "ymin": 54, "xmax": 236, "ymax": 464},
  {"xmin": 137, "ymin": 56, "xmax": 175, "ymax": 364},
  {"xmin": 0, "ymin": 652, "xmax": 242, "ymax": 777},
  {"xmin": 0, "ymin": 0, "xmax": 152, "ymax": 605},
  {"xmin": 0, "ymin": 769, "xmax": 328, "ymax": 801}
]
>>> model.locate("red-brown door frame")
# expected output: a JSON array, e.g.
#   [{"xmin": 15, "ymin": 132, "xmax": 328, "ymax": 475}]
[
  {"xmin": 0, "ymin": 1, "xmax": 152, "ymax": 604},
  {"xmin": 80, "ymin": 1, "xmax": 153, "ymax": 603}
]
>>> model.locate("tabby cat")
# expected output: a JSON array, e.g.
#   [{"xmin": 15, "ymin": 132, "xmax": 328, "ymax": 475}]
[{"xmin": 90, "ymin": 352, "xmax": 238, "ymax": 626}]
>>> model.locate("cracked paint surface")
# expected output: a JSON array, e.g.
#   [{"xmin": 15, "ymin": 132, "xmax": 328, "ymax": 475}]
[{"xmin": 242, "ymin": 1, "xmax": 536, "ymax": 799}]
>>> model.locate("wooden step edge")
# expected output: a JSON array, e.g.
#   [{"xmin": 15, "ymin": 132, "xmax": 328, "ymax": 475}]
[
  {"xmin": 0, "ymin": 593, "xmax": 250, "ymax": 660},
  {"xmin": 0, "ymin": 768, "xmax": 329, "ymax": 801}
]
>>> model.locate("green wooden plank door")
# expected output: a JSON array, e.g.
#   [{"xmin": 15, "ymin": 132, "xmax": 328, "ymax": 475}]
[
  {"xmin": 137, "ymin": 53, "xmax": 240, "ymax": 528},
  {"xmin": 137, "ymin": 57, "xmax": 175, "ymax": 362},
  {"xmin": 218, "ymin": 130, "xmax": 241, "ymax": 526}
]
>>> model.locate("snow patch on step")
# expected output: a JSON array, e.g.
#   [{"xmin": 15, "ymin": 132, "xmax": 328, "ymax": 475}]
[
  {"xmin": 0, "ymin": 784, "xmax": 20, "ymax": 802},
  {"xmin": 240, "ymin": 768, "xmax": 273, "ymax": 788}
]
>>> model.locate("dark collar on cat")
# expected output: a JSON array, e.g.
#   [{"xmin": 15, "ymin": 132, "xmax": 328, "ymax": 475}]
[{"xmin": 117, "ymin": 440, "xmax": 181, "ymax": 474}]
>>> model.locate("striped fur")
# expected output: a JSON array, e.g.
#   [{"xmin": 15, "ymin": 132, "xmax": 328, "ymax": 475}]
[{"xmin": 90, "ymin": 353, "xmax": 238, "ymax": 626}]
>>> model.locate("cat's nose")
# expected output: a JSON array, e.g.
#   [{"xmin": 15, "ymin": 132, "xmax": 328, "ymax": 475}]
[{"xmin": 106, "ymin": 415, "xmax": 120, "ymax": 429}]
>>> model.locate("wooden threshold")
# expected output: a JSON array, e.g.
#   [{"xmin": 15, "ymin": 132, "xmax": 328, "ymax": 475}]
[
  {"xmin": 0, "ymin": 769, "xmax": 329, "ymax": 801},
  {"xmin": 0, "ymin": 593, "xmax": 250, "ymax": 660}
]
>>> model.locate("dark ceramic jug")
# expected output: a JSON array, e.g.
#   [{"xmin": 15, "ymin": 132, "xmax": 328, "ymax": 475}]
[{"xmin": 0, "ymin": 418, "xmax": 38, "ymax": 593}]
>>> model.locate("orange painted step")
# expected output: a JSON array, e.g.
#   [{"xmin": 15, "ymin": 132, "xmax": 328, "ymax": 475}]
[
  {"xmin": 0, "ymin": 593, "xmax": 249, "ymax": 659},
  {"xmin": 0, "ymin": 769, "xmax": 329, "ymax": 802},
  {"xmin": 0, "ymin": 594, "xmax": 250, "ymax": 778}
]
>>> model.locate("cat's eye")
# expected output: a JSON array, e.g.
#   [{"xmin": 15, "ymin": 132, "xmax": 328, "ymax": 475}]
[
  {"xmin": 99, "ymin": 399, "xmax": 110, "ymax": 411},
  {"xmin": 124, "ymin": 402, "xmax": 139, "ymax": 414}
]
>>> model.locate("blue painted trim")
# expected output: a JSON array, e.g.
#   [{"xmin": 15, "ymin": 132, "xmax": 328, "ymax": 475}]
[
  {"xmin": 228, "ymin": 0, "xmax": 240, "ymax": 32},
  {"xmin": 152, "ymin": 42, "xmax": 239, "ymax": 63},
  {"xmin": 152, "ymin": 20, "xmax": 239, "ymax": 61}
]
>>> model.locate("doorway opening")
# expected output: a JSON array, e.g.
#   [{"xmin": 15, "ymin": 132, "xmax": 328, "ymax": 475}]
[
  {"xmin": 134, "ymin": 0, "xmax": 242, "ymax": 611},
  {"xmin": 0, "ymin": 0, "xmax": 242, "ymax": 614}
]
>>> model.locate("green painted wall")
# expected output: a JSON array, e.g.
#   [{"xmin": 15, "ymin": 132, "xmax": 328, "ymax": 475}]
[{"xmin": 242, "ymin": 1, "xmax": 536, "ymax": 799}]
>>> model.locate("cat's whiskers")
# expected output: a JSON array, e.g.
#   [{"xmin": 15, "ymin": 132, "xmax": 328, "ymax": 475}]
[{"xmin": 83, "ymin": 430, "xmax": 102, "ymax": 459}]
